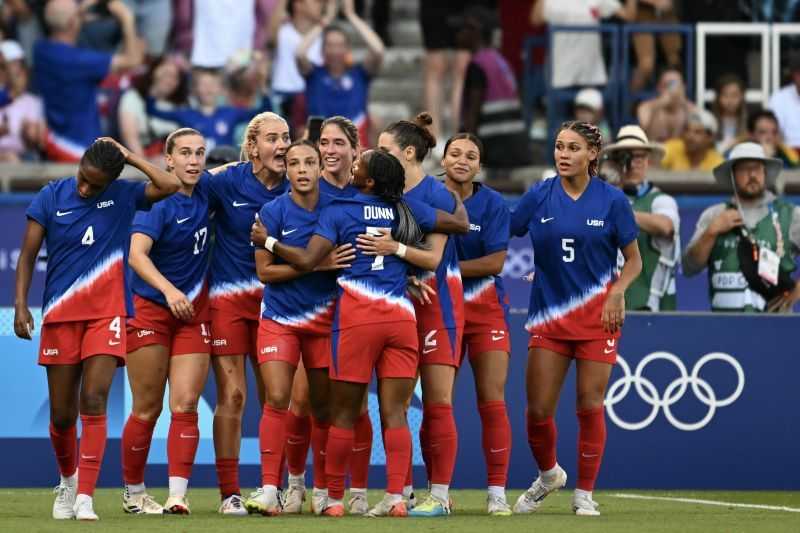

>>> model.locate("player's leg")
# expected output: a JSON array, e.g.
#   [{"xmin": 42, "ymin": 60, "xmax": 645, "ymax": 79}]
[
  {"xmin": 514, "ymin": 345, "xmax": 571, "ymax": 514},
  {"xmin": 211, "ymin": 354, "xmax": 247, "ymax": 514},
  {"xmin": 306, "ymin": 366, "xmax": 331, "ymax": 514},
  {"xmin": 348, "ymin": 390, "xmax": 372, "ymax": 515},
  {"xmin": 45, "ymin": 364, "xmax": 81, "ymax": 519},
  {"xmin": 284, "ymin": 360, "xmax": 312, "ymax": 512},
  {"xmin": 164, "ymin": 352, "xmax": 210, "ymax": 514}
]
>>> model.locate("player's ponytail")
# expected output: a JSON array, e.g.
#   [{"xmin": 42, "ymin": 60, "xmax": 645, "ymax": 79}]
[
  {"xmin": 367, "ymin": 151, "xmax": 427, "ymax": 248},
  {"xmin": 558, "ymin": 120, "xmax": 603, "ymax": 176},
  {"xmin": 383, "ymin": 112, "xmax": 437, "ymax": 163}
]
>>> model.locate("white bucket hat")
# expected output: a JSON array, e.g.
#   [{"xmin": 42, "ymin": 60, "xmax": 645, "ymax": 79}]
[
  {"xmin": 712, "ymin": 142, "xmax": 782, "ymax": 190},
  {"xmin": 601, "ymin": 125, "xmax": 665, "ymax": 159}
]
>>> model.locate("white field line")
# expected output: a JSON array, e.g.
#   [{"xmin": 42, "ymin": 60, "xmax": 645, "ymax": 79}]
[{"xmin": 611, "ymin": 493, "xmax": 800, "ymax": 513}]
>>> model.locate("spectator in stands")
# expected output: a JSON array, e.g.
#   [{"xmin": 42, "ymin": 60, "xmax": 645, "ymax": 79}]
[
  {"xmin": 226, "ymin": 50, "xmax": 270, "ymax": 110},
  {"xmin": 296, "ymin": 0, "xmax": 384, "ymax": 146},
  {"xmin": 629, "ymin": 0, "xmax": 682, "ymax": 93},
  {"xmin": 637, "ymin": 66, "xmax": 698, "ymax": 143},
  {"xmin": 601, "ymin": 125, "xmax": 679, "ymax": 311},
  {"xmin": 530, "ymin": 0, "xmax": 636, "ymax": 89},
  {"xmin": 458, "ymin": 6, "xmax": 530, "ymax": 178},
  {"xmin": 118, "ymin": 55, "xmax": 188, "ymax": 159},
  {"xmin": 0, "ymin": 39, "xmax": 46, "ymax": 162},
  {"xmin": 190, "ymin": 0, "xmax": 257, "ymax": 68},
  {"xmin": 268, "ymin": 0, "xmax": 328, "ymax": 133},
  {"xmin": 124, "ymin": 0, "xmax": 173, "ymax": 58},
  {"xmin": 573, "ymin": 87, "xmax": 611, "ymax": 141},
  {"xmin": 768, "ymin": 52, "xmax": 800, "ymax": 151},
  {"xmin": 661, "ymin": 109, "xmax": 723, "ymax": 171},
  {"xmin": 33, "ymin": 0, "xmax": 143, "ymax": 161},
  {"xmin": 744, "ymin": 109, "xmax": 799, "ymax": 168},
  {"xmin": 712, "ymin": 74, "xmax": 748, "ymax": 153},
  {"xmin": 683, "ymin": 142, "xmax": 800, "ymax": 312}
]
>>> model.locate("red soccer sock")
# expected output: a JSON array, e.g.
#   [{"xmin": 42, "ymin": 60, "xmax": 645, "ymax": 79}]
[
  {"xmin": 77, "ymin": 414, "xmax": 107, "ymax": 496},
  {"xmin": 49, "ymin": 423, "xmax": 77, "ymax": 478},
  {"xmin": 576, "ymin": 407, "xmax": 606, "ymax": 491},
  {"xmin": 167, "ymin": 412, "xmax": 199, "ymax": 479},
  {"xmin": 259, "ymin": 405, "xmax": 287, "ymax": 486},
  {"xmin": 527, "ymin": 413, "xmax": 558, "ymax": 472},
  {"xmin": 478, "ymin": 401, "xmax": 511, "ymax": 487},
  {"xmin": 311, "ymin": 418, "xmax": 330, "ymax": 489},
  {"xmin": 419, "ymin": 416, "xmax": 431, "ymax": 482},
  {"xmin": 325, "ymin": 425, "xmax": 354, "ymax": 500},
  {"xmin": 121, "ymin": 415, "xmax": 156, "ymax": 485},
  {"xmin": 404, "ymin": 453, "xmax": 413, "ymax": 487},
  {"xmin": 350, "ymin": 412, "xmax": 372, "ymax": 488},
  {"xmin": 423, "ymin": 403, "xmax": 458, "ymax": 486},
  {"xmin": 285, "ymin": 412, "xmax": 311, "ymax": 476},
  {"xmin": 216, "ymin": 458, "xmax": 240, "ymax": 498},
  {"xmin": 383, "ymin": 427, "xmax": 411, "ymax": 495}
]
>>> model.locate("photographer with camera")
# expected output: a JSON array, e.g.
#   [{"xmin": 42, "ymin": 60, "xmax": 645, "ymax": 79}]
[
  {"xmin": 601, "ymin": 125, "xmax": 679, "ymax": 311},
  {"xmin": 683, "ymin": 142, "xmax": 800, "ymax": 312}
]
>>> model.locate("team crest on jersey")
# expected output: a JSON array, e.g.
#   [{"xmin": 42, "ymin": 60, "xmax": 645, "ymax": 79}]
[{"xmin": 586, "ymin": 218, "xmax": 605, "ymax": 227}]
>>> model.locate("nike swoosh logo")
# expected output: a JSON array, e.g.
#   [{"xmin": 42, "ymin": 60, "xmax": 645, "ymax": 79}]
[
  {"xmin": 179, "ymin": 433, "xmax": 198, "ymax": 439},
  {"xmin": 131, "ymin": 446, "xmax": 148, "ymax": 452},
  {"xmin": 603, "ymin": 348, "xmax": 615, "ymax": 354},
  {"xmin": 281, "ymin": 228, "xmax": 298, "ymax": 236},
  {"xmin": 352, "ymin": 446, "xmax": 370, "ymax": 453},
  {"xmin": 232, "ymin": 201, "xmax": 249, "ymax": 207},
  {"xmin": 204, "ymin": 338, "xmax": 210, "ymax": 343},
  {"xmin": 286, "ymin": 438, "xmax": 305, "ymax": 445},
  {"xmin": 422, "ymin": 348, "xmax": 437, "ymax": 354},
  {"xmin": 261, "ymin": 449, "xmax": 274, "ymax": 454},
  {"xmin": 581, "ymin": 453, "xmax": 599, "ymax": 458},
  {"xmin": 108, "ymin": 340, "xmax": 121, "ymax": 346},
  {"xmin": 606, "ymin": 339, "xmax": 616, "ymax": 347},
  {"xmin": 490, "ymin": 447, "xmax": 508, "ymax": 453},
  {"xmin": 491, "ymin": 335, "xmax": 505, "ymax": 341},
  {"xmin": 56, "ymin": 210, "xmax": 73, "ymax": 217},
  {"xmin": 540, "ymin": 217, "xmax": 555, "ymax": 223},
  {"xmin": 81, "ymin": 455, "xmax": 96, "ymax": 460},
  {"xmin": 176, "ymin": 217, "xmax": 190, "ymax": 224}
]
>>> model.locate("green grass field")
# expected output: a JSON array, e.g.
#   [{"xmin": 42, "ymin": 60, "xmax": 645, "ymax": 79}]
[{"xmin": 1, "ymin": 489, "xmax": 797, "ymax": 533}]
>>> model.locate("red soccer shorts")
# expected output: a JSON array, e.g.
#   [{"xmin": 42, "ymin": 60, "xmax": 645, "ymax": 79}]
[
  {"xmin": 210, "ymin": 304, "xmax": 259, "ymax": 357},
  {"xmin": 462, "ymin": 318, "xmax": 511, "ymax": 359},
  {"xmin": 330, "ymin": 321, "xmax": 419, "ymax": 383},
  {"xmin": 39, "ymin": 316, "xmax": 126, "ymax": 365},
  {"xmin": 127, "ymin": 295, "xmax": 211, "ymax": 355},
  {"xmin": 256, "ymin": 319, "xmax": 331, "ymax": 369},
  {"xmin": 528, "ymin": 334, "xmax": 618, "ymax": 365},
  {"xmin": 418, "ymin": 327, "xmax": 464, "ymax": 368}
]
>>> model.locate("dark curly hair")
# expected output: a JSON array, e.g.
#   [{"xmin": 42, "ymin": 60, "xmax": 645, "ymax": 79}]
[
  {"xmin": 557, "ymin": 120, "xmax": 603, "ymax": 176},
  {"xmin": 383, "ymin": 112, "xmax": 437, "ymax": 162},
  {"xmin": 81, "ymin": 139, "xmax": 126, "ymax": 181},
  {"xmin": 366, "ymin": 150, "xmax": 426, "ymax": 248}
]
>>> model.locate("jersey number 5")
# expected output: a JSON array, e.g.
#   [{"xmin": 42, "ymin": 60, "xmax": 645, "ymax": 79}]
[
  {"xmin": 366, "ymin": 226, "xmax": 385, "ymax": 271},
  {"xmin": 562, "ymin": 238, "xmax": 575, "ymax": 263}
]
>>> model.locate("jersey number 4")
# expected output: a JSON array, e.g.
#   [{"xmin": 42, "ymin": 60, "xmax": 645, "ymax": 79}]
[{"xmin": 81, "ymin": 226, "xmax": 95, "ymax": 246}]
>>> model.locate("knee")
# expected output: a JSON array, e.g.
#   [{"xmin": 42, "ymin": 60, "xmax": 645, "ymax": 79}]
[
  {"xmin": 330, "ymin": 407, "xmax": 359, "ymax": 429},
  {"xmin": 171, "ymin": 394, "xmax": 200, "ymax": 414},
  {"xmin": 50, "ymin": 408, "xmax": 78, "ymax": 430},
  {"xmin": 576, "ymin": 388, "xmax": 607, "ymax": 412},
  {"xmin": 475, "ymin": 381, "xmax": 505, "ymax": 404},
  {"xmin": 80, "ymin": 389, "xmax": 109, "ymax": 415},
  {"xmin": 133, "ymin": 402, "xmax": 163, "ymax": 422},
  {"xmin": 309, "ymin": 399, "xmax": 330, "ymax": 423},
  {"xmin": 289, "ymin": 395, "xmax": 310, "ymax": 416},
  {"xmin": 267, "ymin": 388, "xmax": 291, "ymax": 411},
  {"xmin": 217, "ymin": 386, "xmax": 246, "ymax": 415},
  {"xmin": 526, "ymin": 404, "xmax": 553, "ymax": 422}
]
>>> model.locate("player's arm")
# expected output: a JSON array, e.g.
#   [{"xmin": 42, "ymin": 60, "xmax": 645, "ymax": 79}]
[
  {"xmin": 342, "ymin": 0, "xmax": 384, "ymax": 75},
  {"xmin": 256, "ymin": 243, "xmax": 355, "ymax": 283},
  {"xmin": 108, "ymin": 0, "xmax": 145, "ymax": 72},
  {"xmin": 433, "ymin": 191, "xmax": 469, "ymax": 234},
  {"xmin": 129, "ymin": 233, "xmax": 194, "ymax": 321},
  {"xmin": 13, "ymin": 219, "xmax": 45, "ymax": 340},
  {"xmin": 266, "ymin": 0, "xmax": 289, "ymax": 48},
  {"xmin": 296, "ymin": 1, "xmax": 336, "ymax": 76},
  {"xmin": 602, "ymin": 239, "xmax": 642, "ymax": 334},
  {"xmin": 459, "ymin": 250, "xmax": 507, "ymax": 278},
  {"xmin": 98, "ymin": 137, "xmax": 180, "ymax": 202},
  {"xmin": 268, "ymin": 232, "xmax": 336, "ymax": 272},
  {"xmin": 356, "ymin": 231, "xmax": 445, "ymax": 272}
]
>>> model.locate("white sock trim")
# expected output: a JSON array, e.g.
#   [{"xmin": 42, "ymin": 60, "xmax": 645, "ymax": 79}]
[
  {"xmin": 168, "ymin": 476, "xmax": 189, "ymax": 498},
  {"xmin": 430, "ymin": 484, "xmax": 449, "ymax": 502}
]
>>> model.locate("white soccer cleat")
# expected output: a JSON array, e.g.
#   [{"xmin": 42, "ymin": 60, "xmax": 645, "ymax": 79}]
[
  {"xmin": 572, "ymin": 492, "xmax": 601, "ymax": 516},
  {"xmin": 348, "ymin": 492, "xmax": 369, "ymax": 515},
  {"xmin": 366, "ymin": 494, "xmax": 407, "ymax": 517},
  {"xmin": 281, "ymin": 484, "xmax": 306, "ymax": 514},
  {"xmin": 52, "ymin": 480, "xmax": 77, "ymax": 519},
  {"xmin": 164, "ymin": 495, "xmax": 191, "ymax": 515},
  {"xmin": 218, "ymin": 494, "xmax": 248, "ymax": 516},
  {"xmin": 122, "ymin": 487, "xmax": 164, "ymax": 514},
  {"xmin": 513, "ymin": 465, "xmax": 568, "ymax": 514},
  {"xmin": 244, "ymin": 488, "xmax": 281, "ymax": 516},
  {"xmin": 487, "ymin": 493, "xmax": 513, "ymax": 516},
  {"xmin": 311, "ymin": 488, "xmax": 328, "ymax": 515},
  {"xmin": 73, "ymin": 494, "xmax": 99, "ymax": 521}
]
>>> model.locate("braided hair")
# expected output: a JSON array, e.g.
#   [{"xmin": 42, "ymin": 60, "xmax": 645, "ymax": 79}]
[
  {"xmin": 558, "ymin": 120, "xmax": 603, "ymax": 176},
  {"xmin": 366, "ymin": 150, "xmax": 427, "ymax": 248},
  {"xmin": 81, "ymin": 140, "xmax": 126, "ymax": 181},
  {"xmin": 383, "ymin": 112, "xmax": 437, "ymax": 162}
]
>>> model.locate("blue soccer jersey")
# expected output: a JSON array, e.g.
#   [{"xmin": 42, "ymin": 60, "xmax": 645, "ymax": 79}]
[
  {"xmin": 510, "ymin": 176, "xmax": 638, "ymax": 339},
  {"xmin": 313, "ymin": 193, "xmax": 436, "ymax": 330},
  {"xmin": 207, "ymin": 162, "xmax": 288, "ymax": 317},
  {"xmin": 130, "ymin": 176, "xmax": 211, "ymax": 308},
  {"xmin": 457, "ymin": 184, "xmax": 510, "ymax": 325},
  {"xmin": 259, "ymin": 193, "xmax": 338, "ymax": 333},
  {"xmin": 404, "ymin": 176, "xmax": 464, "ymax": 333},
  {"xmin": 319, "ymin": 177, "xmax": 358, "ymax": 198},
  {"xmin": 26, "ymin": 177, "xmax": 150, "ymax": 323}
]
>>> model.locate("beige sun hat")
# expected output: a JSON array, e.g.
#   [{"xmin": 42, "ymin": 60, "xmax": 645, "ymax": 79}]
[
  {"xmin": 601, "ymin": 125, "xmax": 665, "ymax": 160},
  {"xmin": 712, "ymin": 142, "xmax": 783, "ymax": 190}
]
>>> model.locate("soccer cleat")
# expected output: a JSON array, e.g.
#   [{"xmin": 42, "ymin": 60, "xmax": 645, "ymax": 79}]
[
  {"xmin": 122, "ymin": 487, "xmax": 164, "ymax": 514},
  {"xmin": 52, "ymin": 480, "xmax": 77, "ymax": 519},
  {"xmin": 73, "ymin": 494, "xmax": 99, "ymax": 521},
  {"xmin": 513, "ymin": 465, "xmax": 567, "ymax": 514},
  {"xmin": 348, "ymin": 492, "xmax": 369, "ymax": 515},
  {"xmin": 281, "ymin": 484, "xmax": 306, "ymax": 514},
  {"xmin": 366, "ymin": 494, "xmax": 407, "ymax": 517},
  {"xmin": 407, "ymin": 495, "xmax": 451, "ymax": 517},
  {"xmin": 487, "ymin": 494, "xmax": 512, "ymax": 516},
  {"xmin": 244, "ymin": 488, "xmax": 281, "ymax": 516},
  {"xmin": 218, "ymin": 494, "xmax": 248, "ymax": 516},
  {"xmin": 322, "ymin": 502, "xmax": 345, "ymax": 517},
  {"xmin": 572, "ymin": 492, "xmax": 601, "ymax": 516},
  {"xmin": 311, "ymin": 489, "xmax": 328, "ymax": 515},
  {"xmin": 164, "ymin": 495, "xmax": 191, "ymax": 515}
]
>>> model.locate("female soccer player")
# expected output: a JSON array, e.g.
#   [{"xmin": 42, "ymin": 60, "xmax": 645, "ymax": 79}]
[
  {"xmin": 319, "ymin": 115, "xmax": 359, "ymax": 197},
  {"xmin": 510, "ymin": 121, "xmax": 642, "ymax": 516},
  {"xmin": 13, "ymin": 138, "xmax": 180, "ymax": 520},
  {"xmin": 205, "ymin": 112, "xmax": 290, "ymax": 512},
  {"xmin": 245, "ymin": 140, "xmax": 355, "ymax": 516},
  {"xmin": 262, "ymin": 149, "xmax": 443, "ymax": 517}
]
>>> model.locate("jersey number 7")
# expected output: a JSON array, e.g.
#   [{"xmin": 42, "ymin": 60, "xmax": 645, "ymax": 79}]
[{"xmin": 366, "ymin": 226, "xmax": 385, "ymax": 271}]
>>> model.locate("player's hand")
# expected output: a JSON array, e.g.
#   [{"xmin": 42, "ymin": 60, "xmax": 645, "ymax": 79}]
[
  {"xmin": 356, "ymin": 228, "xmax": 398, "ymax": 256},
  {"xmin": 322, "ymin": 0, "xmax": 339, "ymax": 25},
  {"xmin": 601, "ymin": 287, "xmax": 625, "ymax": 334},
  {"xmin": 315, "ymin": 243, "xmax": 355, "ymax": 271},
  {"xmin": 96, "ymin": 136, "xmax": 132, "ymax": 161},
  {"xmin": 250, "ymin": 214, "xmax": 267, "ymax": 247},
  {"xmin": 407, "ymin": 275, "xmax": 435, "ymax": 305},
  {"xmin": 708, "ymin": 208, "xmax": 743, "ymax": 236},
  {"xmin": 165, "ymin": 288, "xmax": 194, "ymax": 321},
  {"xmin": 341, "ymin": 0, "xmax": 356, "ymax": 17},
  {"xmin": 523, "ymin": 271, "xmax": 535, "ymax": 282},
  {"xmin": 767, "ymin": 281, "xmax": 800, "ymax": 313},
  {"xmin": 13, "ymin": 303, "xmax": 34, "ymax": 340}
]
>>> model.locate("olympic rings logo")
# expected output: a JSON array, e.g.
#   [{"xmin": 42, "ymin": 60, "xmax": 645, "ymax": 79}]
[
  {"xmin": 502, "ymin": 246, "xmax": 535, "ymax": 278},
  {"xmin": 605, "ymin": 351, "xmax": 745, "ymax": 432}
]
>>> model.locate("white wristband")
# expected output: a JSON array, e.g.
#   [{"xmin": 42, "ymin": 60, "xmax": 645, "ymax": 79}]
[
  {"xmin": 395, "ymin": 242, "xmax": 407, "ymax": 258},
  {"xmin": 265, "ymin": 236, "xmax": 278, "ymax": 252}
]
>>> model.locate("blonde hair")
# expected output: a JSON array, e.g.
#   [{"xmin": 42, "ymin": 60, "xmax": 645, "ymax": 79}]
[{"xmin": 240, "ymin": 112, "xmax": 289, "ymax": 162}]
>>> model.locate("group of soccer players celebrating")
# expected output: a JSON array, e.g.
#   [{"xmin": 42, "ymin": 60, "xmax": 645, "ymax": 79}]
[{"xmin": 14, "ymin": 111, "xmax": 642, "ymax": 521}]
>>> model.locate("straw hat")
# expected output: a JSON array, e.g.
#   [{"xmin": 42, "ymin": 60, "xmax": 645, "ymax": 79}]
[
  {"xmin": 601, "ymin": 125, "xmax": 665, "ymax": 159},
  {"xmin": 712, "ymin": 142, "xmax": 782, "ymax": 190}
]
